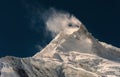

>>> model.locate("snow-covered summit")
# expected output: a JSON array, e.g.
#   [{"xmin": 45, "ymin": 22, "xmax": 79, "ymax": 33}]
[
  {"xmin": 34, "ymin": 15, "xmax": 120, "ymax": 62},
  {"xmin": 32, "ymin": 13, "xmax": 120, "ymax": 77},
  {"xmin": 1, "ymin": 11, "xmax": 120, "ymax": 77}
]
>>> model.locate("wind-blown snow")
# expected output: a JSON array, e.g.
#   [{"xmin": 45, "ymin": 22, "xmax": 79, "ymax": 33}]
[{"xmin": 44, "ymin": 9, "xmax": 81, "ymax": 37}]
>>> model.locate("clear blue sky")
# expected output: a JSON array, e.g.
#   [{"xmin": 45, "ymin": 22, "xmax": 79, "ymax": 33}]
[{"xmin": 0, "ymin": 0, "xmax": 120, "ymax": 57}]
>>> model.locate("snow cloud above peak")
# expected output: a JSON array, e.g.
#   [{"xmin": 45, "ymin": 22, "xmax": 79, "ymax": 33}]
[{"xmin": 43, "ymin": 8, "xmax": 81, "ymax": 37}]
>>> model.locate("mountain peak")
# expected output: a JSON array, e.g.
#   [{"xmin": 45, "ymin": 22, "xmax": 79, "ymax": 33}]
[
  {"xmin": 33, "ymin": 21, "xmax": 90, "ymax": 58},
  {"xmin": 34, "ymin": 20, "xmax": 120, "ymax": 62},
  {"xmin": 1, "ymin": 10, "xmax": 120, "ymax": 77}
]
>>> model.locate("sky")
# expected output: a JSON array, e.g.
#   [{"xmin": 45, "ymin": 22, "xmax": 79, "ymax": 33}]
[{"xmin": 0, "ymin": 0, "xmax": 120, "ymax": 57}]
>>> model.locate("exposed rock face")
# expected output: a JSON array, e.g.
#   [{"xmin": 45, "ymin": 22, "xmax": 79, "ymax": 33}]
[{"xmin": 0, "ymin": 14, "xmax": 120, "ymax": 77}]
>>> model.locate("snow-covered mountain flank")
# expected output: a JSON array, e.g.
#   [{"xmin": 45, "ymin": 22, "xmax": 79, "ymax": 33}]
[{"xmin": 0, "ymin": 11, "xmax": 120, "ymax": 77}]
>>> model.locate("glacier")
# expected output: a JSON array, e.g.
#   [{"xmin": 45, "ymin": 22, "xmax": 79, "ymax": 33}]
[{"xmin": 0, "ymin": 11, "xmax": 120, "ymax": 77}]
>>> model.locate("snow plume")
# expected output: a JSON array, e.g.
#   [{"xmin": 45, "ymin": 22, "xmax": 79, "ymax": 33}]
[
  {"xmin": 26, "ymin": 6, "xmax": 81, "ymax": 37},
  {"xmin": 43, "ymin": 8, "xmax": 82, "ymax": 37},
  {"xmin": 24, "ymin": 5, "xmax": 82, "ymax": 50}
]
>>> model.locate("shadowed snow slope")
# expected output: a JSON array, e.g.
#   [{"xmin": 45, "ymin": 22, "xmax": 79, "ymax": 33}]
[{"xmin": 1, "ymin": 13, "xmax": 120, "ymax": 77}]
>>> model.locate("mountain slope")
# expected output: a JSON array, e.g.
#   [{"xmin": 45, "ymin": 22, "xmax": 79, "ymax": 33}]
[
  {"xmin": 34, "ymin": 23, "xmax": 120, "ymax": 62},
  {"xmin": 0, "ymin": 13, "xmax": 120, "ymax": 77}
]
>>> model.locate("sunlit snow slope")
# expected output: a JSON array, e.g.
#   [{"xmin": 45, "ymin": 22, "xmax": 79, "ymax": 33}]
[{"xmin": 1, "ymin": 11, "xmax": 120, "ymax": 77}]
